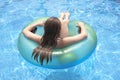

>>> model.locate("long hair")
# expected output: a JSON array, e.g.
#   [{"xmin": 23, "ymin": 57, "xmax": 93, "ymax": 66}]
[{"xmin": 32, "ymin": 17, "xmax": 61, "ymax": 65}]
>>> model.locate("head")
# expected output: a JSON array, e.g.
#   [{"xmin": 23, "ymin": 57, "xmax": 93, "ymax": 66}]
[
  {"xmin": 42, "ymin": 17, "xmax": 61, "ymax": 47},
  {"xmin": 32, "ymin": 17, "xmax": 61, "ymax": 65}
]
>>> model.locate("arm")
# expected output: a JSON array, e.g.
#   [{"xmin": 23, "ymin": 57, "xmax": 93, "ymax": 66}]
[
  {"xmin": 22, "ymin": 21, "xmax": 44, "ymax": 43},
  {"xmin": 62, "ymin": 22, "xmax": 88, "ymax": 47}
]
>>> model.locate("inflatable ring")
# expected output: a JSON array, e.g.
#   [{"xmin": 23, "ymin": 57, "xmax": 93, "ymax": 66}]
[{"xmin": 18, "ymin": 18, "xmax": 97, "ymax": 69}]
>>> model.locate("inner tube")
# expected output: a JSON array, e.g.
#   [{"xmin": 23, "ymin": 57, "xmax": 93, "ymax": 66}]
[{"xmin": 17, "ymin": 17, "xmax": 97, "ymax": 69}]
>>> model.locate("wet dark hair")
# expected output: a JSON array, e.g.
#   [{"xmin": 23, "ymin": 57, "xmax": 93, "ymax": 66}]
[{"xmin": 32, "ymin": 17, "xmax": 61, "ymax": 65}]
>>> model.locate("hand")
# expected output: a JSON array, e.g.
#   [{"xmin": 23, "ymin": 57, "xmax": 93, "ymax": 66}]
[
  {"xmin": 36, "ymin": 21, "xmax": 45, "ymax": 26},
  {"xmin": 40, "ymin": 21, "xmax": 45, "ymax": 26},
  {"xmin": 77, "ymin": 22, "xmax": 84, "ymax": 27}
]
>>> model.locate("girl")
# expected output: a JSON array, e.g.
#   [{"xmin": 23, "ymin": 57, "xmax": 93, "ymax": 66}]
[{"xmin": 23, "ymin": 12, "xmax": 88, "ymax": 65}]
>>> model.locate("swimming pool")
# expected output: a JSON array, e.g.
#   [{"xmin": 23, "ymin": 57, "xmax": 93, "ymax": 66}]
[{"xmin": 0, "ymin": 0, "xmax": 120, "ymax": 80}]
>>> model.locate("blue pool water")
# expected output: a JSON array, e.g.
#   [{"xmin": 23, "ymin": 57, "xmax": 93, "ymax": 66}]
[{"xmin": 0, "ymin": 0, "xmax": 120, "ymax": 80}]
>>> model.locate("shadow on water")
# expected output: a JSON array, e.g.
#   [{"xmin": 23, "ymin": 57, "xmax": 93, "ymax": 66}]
[{"xmin": 45, "ymin": 71, "xmax": 84, "ymax": 80}]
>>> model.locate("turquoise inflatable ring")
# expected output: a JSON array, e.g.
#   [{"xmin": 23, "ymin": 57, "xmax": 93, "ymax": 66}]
[{"xmin": 18, "ymin": 18, "xmax": 97, "ymax": 69}]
